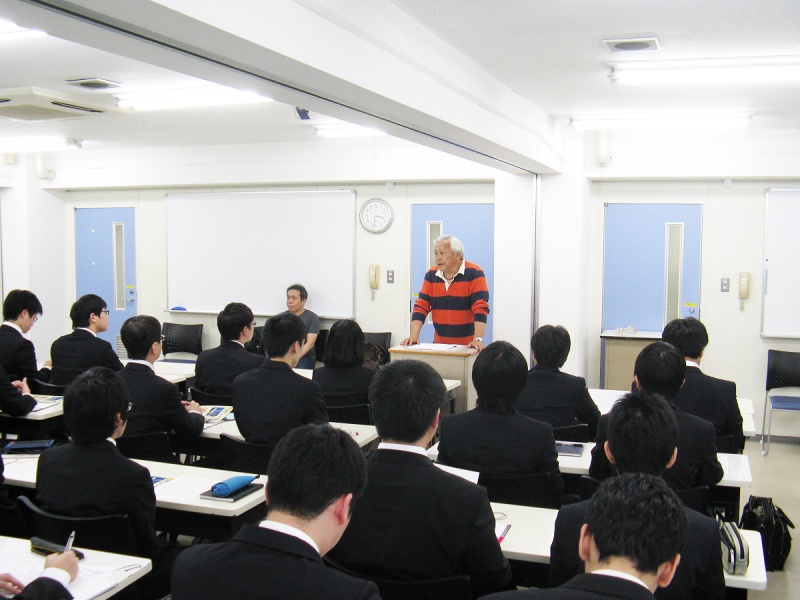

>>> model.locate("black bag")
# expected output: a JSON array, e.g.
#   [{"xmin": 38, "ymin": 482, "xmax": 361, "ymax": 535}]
[{"xmin": 739, "ymin": 495, "xmax": 795, "ymax": 571}]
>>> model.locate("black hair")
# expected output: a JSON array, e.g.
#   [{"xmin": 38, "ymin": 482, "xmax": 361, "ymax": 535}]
[
  {"xmin": 287, "ymin": 284, "xmax": 308, "ymax": 301},
  {"xmin": 662, "ymin": 317, "xmax": 709, "ymax": 359},
  {"xmin": 531, "ymin": 325, "xmax": 571, "ymax": 369},
  {"xmin": 473, "ymin": 341, "xmax": 528, "ymax": 414},
  {"xmin": 69, "ymin": 294, "xmax": 107, "ymax": 329},
  {"xmin": 217, "ymin": 302, "xmax": 255, "ymax": 340},
  {"xmin": 369, "ymin": 360, "xmax": 444, "ymax": 443},
  {"xmin": 3, "ymin": 290, "xmax": 43, "ymax": 321},
  {"xmin": 587, "ymin": 473, "xmax": 688, "ymax": 574},
  {"xmin": 633, "ymin": 342, "xmax": 686, "ymax": 400},
  {"xmin": 263, "ymin": 312, "xmax": 306, "ymax": 358},
  {"xmin": 267, "ymin": 424, "xmax": 366, "ymax": 520},
  {"xmin": 322, "ymin": 320, "xmax": 365, "ymax": 368},
  {"xmin": 607, "ymin": 391, "xmax": 678, "ymax": 476},
  {"xmin": 120, "ymin": 315, "xmax": 161, "ymax": 360},
  {"xmin": 63, "ymin": 367, "xmax": 130, "ymax": 445}
]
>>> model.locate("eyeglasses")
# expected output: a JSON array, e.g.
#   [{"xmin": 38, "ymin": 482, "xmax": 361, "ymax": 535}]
[
  {"xmin": 159, "ymin": 335, "xmax": 166, "ymax": 343},
  {"xmin": 100, "ymin": 309, "xmax": 110, "ymax": 315},
  {"xmin": 127, "ymin": 402, "xmax": 133, "ymax": 411},
  {"xmin": 251, "ymin": 321, "xmax": 257, "ymax": 327},
  {"xmin": 31, "ymin": 315, "xmax": 39, "ymax": 323}
]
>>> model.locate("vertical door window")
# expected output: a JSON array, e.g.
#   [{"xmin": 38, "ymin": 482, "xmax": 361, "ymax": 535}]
[
  {"xmin": 664, "ymin": 222, "xmax": 684, "ymax": 323},
  {"xmin": 112, "ymin": 222, "xmax": 125, "ymax": 310}
]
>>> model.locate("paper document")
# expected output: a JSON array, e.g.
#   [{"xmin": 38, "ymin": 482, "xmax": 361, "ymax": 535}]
[
  {"xmin": 409, "ymin": 343, "xmax": 464, "ymax": 352},
  {"xmin": 154, "ymin": 476, "xmax": 214, "ymax": 502},
  {"xmin": 434, "ymin": 463, "xmax": 480, "ymax": 483}
]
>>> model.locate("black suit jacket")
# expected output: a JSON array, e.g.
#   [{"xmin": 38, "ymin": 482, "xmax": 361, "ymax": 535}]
[
  {"xmin": 518, "ymin": 366, "xmax": 601, "ymax": 439},
  {"xmin": 0, "ymin": 324, "xmax": 51, "ymax": 383},
  {"xmin": 548, "ymin": 499, "xmax": 724, "ymax": 600},
  {"xmin": 171, "ymin": 524, "xmax": 380, "ymax": 600},
  {"xmin": 677, "ymin": 366, "xmax": 743, "ymax": 450},
  {"xmin": 483, "ymin": 573, "xmax": 655, "ymax": 600},
  {"xmin": 437, "ymin": 408, "xmax": 564, "ymax": 500},
  {"xmin": 1, "ymin": 454, "xmax": 28, "ymax": 537},
  {"xmin": 119, "ymin": 363, "xmax": 204, "ymax": 437},
  {"xmin": 36, "ymin": 441, "xmax": 163, "ymax": 561},
  {"xmin": 312, "ymin": 365, "xmax": 375, "ymax": 407},
  {"xmin": 13, "ymin": 578, "xmax": 72, "ymax": 600},
  {"xmin": 232, "ymin": 360, "xmax": 328, "ymax": 446},
  {"xmin": 329, "ymin": 448, "xmax": 513, "ymax": 599},
  {"xmin": 0, "ymin": 363, "xmax": 36, "ymax": 417},
  {"xmin": 194, "ymin": 340, "xmax": 265, "ymax": 396},
  {"xmin": 589, "ymin": 405, "xmax": 723, "ymax": 490},
  {"xmin": 49, "ymin": 330, "xmax": 123, "ymax": 386}
]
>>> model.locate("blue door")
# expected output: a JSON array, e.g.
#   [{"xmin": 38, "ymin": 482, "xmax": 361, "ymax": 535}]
[
  {"xmin": 411, "ymin": 204, "xmax": 494, "ymax": 343},
  {"xmin": 74, "ymin": 208, "xmax": 137, "ymax": 346},
  {"xmin": 603, "ymin": 204, "xmax": 702, "ymax": 331}
]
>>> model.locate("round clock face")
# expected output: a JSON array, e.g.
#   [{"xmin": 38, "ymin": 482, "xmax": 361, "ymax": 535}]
[{"xmin": 360, "ymin": 199, "xmax": 393, "ymax": 233}]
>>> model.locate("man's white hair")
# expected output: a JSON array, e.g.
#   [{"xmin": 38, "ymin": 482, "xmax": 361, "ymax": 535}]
[{"xmin": 434, "ymin": 235, "xmax": 464, "ymax": 258}]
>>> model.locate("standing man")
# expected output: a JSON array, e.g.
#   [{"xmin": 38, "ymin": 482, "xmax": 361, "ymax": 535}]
[
  {"xmin": 402, "ymin": 235, "xmax": 489, "ymax": 351},
  {"xmin": 283, "ymin": 284, "xmax": 319, "ymax": 369},
  {"xmin": 0, "ymin": 290, "xmax": 52, "ymax": 383}
]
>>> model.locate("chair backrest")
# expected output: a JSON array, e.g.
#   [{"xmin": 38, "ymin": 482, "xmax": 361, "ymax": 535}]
[
  {"xmin": 552, "ymin": 423, "xmax": 589, "ymax": 443},
  {"xmin": 161, "ymin": 322, "xmax": 203, "ymax": 356},
  {"xmin": 17, "ymin": 496, "xmax": 139, "ymax": 556},
  {"xmin": 715, "ymin": 435, "xmax": 738, "ymax": 454},
  {"xmin": 116, "ymin": 431, "xmax": 179, "ymax": 464},
  {"xmin": 220, "ymin": 433, "xmax": 273, "ymax": 475},
  {"xmin": 766, "ymin": 349, "xmax": 800, "ymax": 391},
  {"xmin": 326, "ymin": 403, "xmax": 372, "ymax": 425},
  {"xmin": 28, "ymin": 379, "xmax": 66, "ymax": 396},
  {"xmin": 0, "ymin": 501, "xmax": 29, "ymax": 538},
  {"xmin": 674, "ymin": 486, "xmax": 709, "ymax": 514},
  {"xmin": 477, "ymin": 472, "xmax": 557, "ymax": 508},
  {"xmin": 518, "ymin": 407, "xmax": 582, "ymax": 429},
  {"xmin": 579, "ymin": 475, "xmax": 602, "ymax": 500},
  {"xmin": 189, "ymin": 387, "xmax": 233, "ymax": 406},
  {"xmin": 244, "ymin": 325, "xmax": 265, "ymax": 354},
  {"xmin": 363, "ymin": 332, "xmax": 391, "ymax": 366},
  {"xmin": 314, "ymin": 329, "xmax": 329, "ymax": 359}
]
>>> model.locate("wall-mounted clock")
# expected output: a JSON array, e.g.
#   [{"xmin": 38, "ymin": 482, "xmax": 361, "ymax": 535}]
[{"xmin": 359, "ymin": 198, "xmax": 393, "ymax": 233}]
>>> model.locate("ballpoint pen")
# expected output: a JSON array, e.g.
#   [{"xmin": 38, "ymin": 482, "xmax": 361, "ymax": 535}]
[{"xmin": 64, "ymin": 531, "xmax": 75, "ymax": 553}]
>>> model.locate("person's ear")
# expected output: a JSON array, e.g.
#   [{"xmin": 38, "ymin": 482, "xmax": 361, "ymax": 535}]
[
  {"xmin": 633, "ymin": 374, "xmax": 641, "ymax": 389},
  {"xmin": 604, "ymin": 441, "xmax": 616, "ymax": 465},
  {"xmin": 578, "ymin": 523, "xmax": 592, "ymax": 562},
  {"xmin": 655, "ymin": 554, "xmax": 681, "ymax": 588},
  {"xmin": 332, "ymin": 493, "xmax": 353, "ymax": 526},
  {"xmin": 666, "ymin": 447, "xmax": 678, "ymax": 469}
]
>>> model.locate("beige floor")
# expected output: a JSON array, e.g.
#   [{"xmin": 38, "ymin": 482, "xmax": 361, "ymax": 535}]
[{"xmin": 743, "ymin": 439, "xmax": 799, "ymax": 598}]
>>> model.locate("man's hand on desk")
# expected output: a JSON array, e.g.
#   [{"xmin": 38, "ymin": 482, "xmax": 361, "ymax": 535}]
[
  {"xmin": 0, "ymin": 573, "xmax": 25, "ymax": 595},
  {"xmin": 400, "ymin": 336, "xmax": 420, "ymax": 346},
  {"xmin": 183, "ymin": 400, "xmax": 202, "ymax": 414},
  {"xmin": 12, "ymin": 378, "xmax": 31, "ymax": 395},
  {"xmin": 467, "ymin": 338, "xmax": 485, "ymax": 352},
  {"xmin": 45, "ymin": 551, "xmax": 79, "ymax": 581}
]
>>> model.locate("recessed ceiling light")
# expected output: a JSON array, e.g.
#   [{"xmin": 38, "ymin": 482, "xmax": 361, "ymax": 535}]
[
  {"xmin": 604, "ymin": 37, "xmax": 660, "ymax": 53},
  {"xmin": 610, "ymin": 56, "xmax": 800, "ymax": 85}
]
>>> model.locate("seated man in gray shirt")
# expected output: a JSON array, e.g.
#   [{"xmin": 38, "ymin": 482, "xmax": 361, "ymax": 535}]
[{"xmin": 283, "ymin": 284, "xmax": 319, "ymax": 369}]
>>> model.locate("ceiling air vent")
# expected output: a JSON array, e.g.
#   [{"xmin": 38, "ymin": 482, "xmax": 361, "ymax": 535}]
[
  {"xmin": 603, "ymin": 37, "xmax": 660, "ymax": 53},
  {"xmin": 0, "ymin": 87, "xmax": 117, "ymax": 122}
]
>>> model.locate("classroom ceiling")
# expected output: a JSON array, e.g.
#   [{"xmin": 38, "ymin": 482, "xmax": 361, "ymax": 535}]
[{"xmin": 1, "ymin": 0, "xmax": 799, "ymax": 154}]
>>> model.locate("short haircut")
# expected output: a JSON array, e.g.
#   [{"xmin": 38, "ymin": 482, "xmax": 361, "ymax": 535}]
[
  {"xmin": 323, "ymin": 320, "xmax": 365, "ymax": 368},
  {"xmin": 633, "ymin": 342, "xmax": 686, "ymax": 400},
  {"xmin": 217, "ymin": 302, "xmax": 254, "ymax": 340},
  {"xmin": 120, "ymin": 315, "xmax": 161, "ymax": 360},
  {"xmin": 587, "ymin": 473, "xmax": 688, "ymax": 574},
  {"xmin": 263, "ymin": 312, "xmax": 306, "ymax": 358},
  {"xmin": 434, "ymin": 235, "xmax": 464, "ymax": 258},
  {"xmin": 3, "ymin": 289, "xmax": 43, "ymax": 321},
  {"xmin": 531, "ymin": 325, "xmax": 571, "ymax": 368},
  {"xmin": 267, "ymin": 424, "xmax": 367, "ymax": 520},
  {"xmin": 63, "ymin": 367, "xmax": 130, "ymax": 445},
  {"xmin": 607, "ymin": 391, "xmax": 678, "ymax": 476},
  {"xmin": 287, "ymin": 284, "xmax": 308, "ymax": 301},
  {"xmin": 473, "ymin": 341, "xmax": 528, "ymax": 414},
  {"xmin": 662, "ymin": 317, "xmax": 709, "ymax": 359},
  {"xmin": 69, "ymin": 294, "xmax": 107, "ymax": 329},
  {"xmin": 369, "ymin": 360, "xmax": 445, "ymax": 443}
]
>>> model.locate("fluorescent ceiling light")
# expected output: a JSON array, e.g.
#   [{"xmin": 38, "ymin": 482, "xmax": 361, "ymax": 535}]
[
  {"xmin": 0, "ymin": 19, "xmax": 46, "ymax": 41},
  {"xmin": 314, "ymin": 123, "xmax": 387, "ymax": 138},
  {"xmin": 0, "ymin": 138, "xmax": 82, "ymax": 153},
  {"xmin": 114, "ymin": 86, "xmax": 271, "ymax": 111},
  {"xmin": 570, "ymin": 115, "xmax": 751, "ymax": 130},
  {"xmin": 610, "ymin": 56, "xmax": 800, "ymax": 85}
]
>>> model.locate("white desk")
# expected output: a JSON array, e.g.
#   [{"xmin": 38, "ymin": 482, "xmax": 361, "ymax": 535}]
[
  {"xmin": 0, "ymin": 535, "xmax": 151, "ymax": 600},
  {"xmin": 202, "ymin": 418, "xmax": 379, "ymax": 449}
]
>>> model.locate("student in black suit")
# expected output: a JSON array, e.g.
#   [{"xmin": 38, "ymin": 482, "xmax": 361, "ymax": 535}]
[
  {"xmin": 1, "ymin": 453, "xmax": 29, "ymax": 537},
  {"xmin": 484, "ymin": 474, "xmax": 688, "ymax": 600},
  {"xmin": 328, "ymin": 360, "xmax": 514, "ymax": 599},
  {"xmin": 0, "ymin": 290, "xmax": 52, "ymax": 383},
  {"xmin": 118, "ymin": 315, "xmax": 203, "ymax": 438},
  {"xmin": 517, "ymin": 325, "xmax": 600, "ymax": 439},
  {"xmin": 589, "ymin": 342, "xmax": 723, "ymax": 491},
  {"xmin": 36, "ymin": 367, "xmax": 180, "ymax": 598},
  {"xmin": 662, "ymin": 317, "xmax": 744, "ymax": 451},
  {"xmin": 194, "ymin": 302, "xmax": 264, "ymax": 396},
  {"xmin": 0, "ymin": 363, "xmax": 36, "ymax": 417},
  {"xmin": 549, "ymin": 391, "xmax": 725, "ymax": 600},
  {"xmin": 171, "ymin": 424, "xmax": 380, "ymax": 600},
  {"xmin": 233, "ymin": 312, "xmax": 327, "ymax": 447},
  {"xmin": 312, "ymin": 319, "xmax": 375, "ymax": 407},
  {"xmin": 1, "ymin": 551, "xmax": 78, "ymax": 600},
  {"xmin": 437, "ymin": 341, "xmax": 563, "ymax": 501},
  {"xmin": 49, "ymin": 295, "xmax": 123, "ymax": 386}
]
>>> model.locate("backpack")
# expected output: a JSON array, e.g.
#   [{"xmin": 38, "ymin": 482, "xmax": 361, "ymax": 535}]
[{"xmin": 739, "ymin": 495, "xmax": 795, "ymax": 571}]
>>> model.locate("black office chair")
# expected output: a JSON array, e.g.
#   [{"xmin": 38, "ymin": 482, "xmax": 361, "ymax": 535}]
[
  {"xmin": 28, "ymin": 379, "xmax": 66, "ymax": 396},
  {"xmin": 245, "ymin": 325, "xmax": 265, "ymax": 354},
  {"xmin": 117, "ymin": 431, "xmax": 180, "ymax": 464},
  {"xmin": 579, "ymin": 475, "xmax": 602, "ymax": 500},
  {"xmin": 761, "ymin": 349, "xmax": 800, "ymax": 455},
  {"xmin": 363, "ymin": 332, "xmax": 391, "ymax": 366},
  {"xmin": 313, "ymin": 329, "xmax": 329, "ymax": 361},
  {"xmin": 0, "ymin": 502, "xmax": 29, "ymax": 538},
  {"xmin": 715, "ymin": 434, "xmax": 738, "ymax": 454},
  {"xmin": 326, "ymin": 403, "xmax": 372, "ymax": 425},
  {"xmin": 161, "ymin": 322, "xmax": 203, "ymax": 357},
  {"xmin": 17, "ymin": 496, "xmax": 139, "ymax": 556},
  {"xmin": 219, "ymin": 434, "xmax": 273, "ymax": 475},
  {"xmin": 674, "ymin": 486, "xmax": 709, "ymax": 514},
  {"xmin": 189, "ymin": 387, "xmax": 233, "ymax": 406},
  {"xmin": 477, "ymin": 472, "xmax": 558, "ymax": 508},
  {"xmin": 552, "ymin": 424, "xmax": 590, "ymax": 443}
]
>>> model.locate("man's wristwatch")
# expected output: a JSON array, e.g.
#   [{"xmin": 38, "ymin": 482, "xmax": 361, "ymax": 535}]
[{"xmin": 473, "ymin": 337, "xmax": 484, "ymax": 343}]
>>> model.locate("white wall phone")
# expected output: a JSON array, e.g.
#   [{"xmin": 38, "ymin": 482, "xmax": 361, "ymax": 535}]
[
  {"xmin": 739, "ymin": 271, "xmax": 750, "ymax": 311},
  {"xmin": 369, "ymin": 264, "xmax": 380, "ymax": 299}
]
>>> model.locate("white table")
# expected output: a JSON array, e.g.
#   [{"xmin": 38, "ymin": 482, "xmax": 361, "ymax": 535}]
[
  {"xmin": 0, "ymin": 536, "xmax": 152, "ymax": 600},
  {"xmin": 202, "ymin": 418, "xmax": 379, "ymax": 449}
]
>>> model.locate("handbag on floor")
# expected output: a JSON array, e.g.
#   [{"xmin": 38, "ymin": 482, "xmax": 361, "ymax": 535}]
[{"xmin": 739, "ymin": 494, "xmax": 794, "ymax": 571}]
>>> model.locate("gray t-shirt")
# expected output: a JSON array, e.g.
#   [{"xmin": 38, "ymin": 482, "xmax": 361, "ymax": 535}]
[{"xmin": 283, "ymin": 309, "xmax": 320, "ymax": 360}]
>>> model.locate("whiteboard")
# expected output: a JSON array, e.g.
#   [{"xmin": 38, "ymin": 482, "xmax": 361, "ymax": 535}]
[
  {"xmin": 762, "ymin": 189, "xmax": 800, "ymax": 338},
  {"xmin": 166, "ymin": 190, "xmax": 355, "ymax": 318}
]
